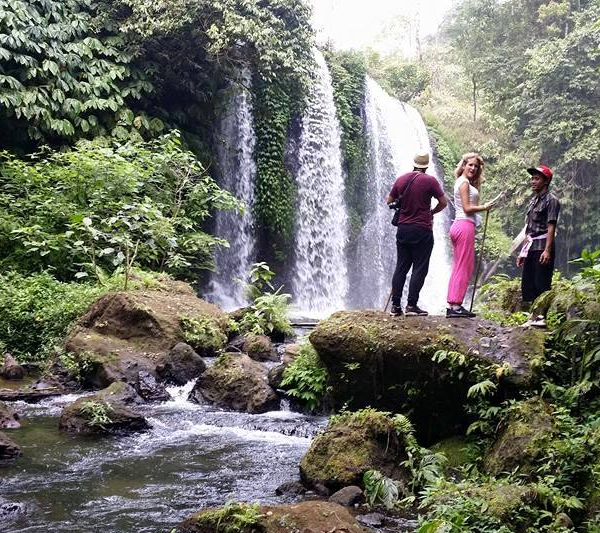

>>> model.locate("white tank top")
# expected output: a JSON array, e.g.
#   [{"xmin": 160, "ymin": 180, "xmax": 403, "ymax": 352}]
[{"xmin": 453, "ymin": 175, "xmax": 479, "ymax": 223}]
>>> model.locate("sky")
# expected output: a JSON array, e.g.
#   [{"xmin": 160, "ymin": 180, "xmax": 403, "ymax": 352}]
[{"xmin": 309, "ymin": 0, "xmax": 455, "ymax": 55}]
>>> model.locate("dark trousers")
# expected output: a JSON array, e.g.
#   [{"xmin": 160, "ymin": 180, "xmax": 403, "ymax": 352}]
[
  {"xmin": 521, "ymin": 248, "xmax": 554, "ymax": 303},
  {"xmin": 392, "ymin": 224, "xmax": 434, "ymax": 307}
]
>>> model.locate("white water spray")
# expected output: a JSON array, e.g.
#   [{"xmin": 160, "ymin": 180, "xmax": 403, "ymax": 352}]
[
  {"xmin": 291, "ymin": 50, "xmax": 349, "ymax": 316},
  {"xmin": 351, "ymin": 77, "xmax": 451, "ymax": 314},
  {"xmin": 207, "ymin": 72, "xmax": 257, "ymax": 310}
]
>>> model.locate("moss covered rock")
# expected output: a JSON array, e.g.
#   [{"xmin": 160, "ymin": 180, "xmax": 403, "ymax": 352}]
[
  {"xmin": 243, "ymin": 334, "xmax": 277, "ymax": 362},
  {"xmin": 309, "ymin": 310, "xmax": 545, "ymax": 442},
  {"xmin": 189, "ymin": 353, "xmax": 279, "ymax": 414},
  {"xmin": 59, "ymin": 385, "xmax": 150, "ymax": 435},
  {"xmin": 483, "ymin": 397, "xmax": 556, "ymax": 476},
  {"xmin": 64, "ymin": 280, "xmax": 227, "ymax": 390},
  {"xmin": 300, "ymin": 409, "xmax": 409, "ymax": 491},
  {"xmin": 179, "ymin": 501, "xmax": 364, "ymax": 533}
]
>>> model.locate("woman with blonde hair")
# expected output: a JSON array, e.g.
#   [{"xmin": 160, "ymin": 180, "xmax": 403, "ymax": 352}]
[{"xmin": 446, "ymin": 152, "xmax": 495, "ymax": 318}]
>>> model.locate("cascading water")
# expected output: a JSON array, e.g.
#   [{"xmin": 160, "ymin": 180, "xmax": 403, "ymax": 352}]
[
  {"xmin": 207, "ymin": 72, "xmax": 257, "ymax": 310},
  {"xmin": 291, "ymin": 50, "xmax": 348, "ymax": 316},
  {"xmin": 349, "ymin": 77, "xmax": 451, "ymax": 314}
]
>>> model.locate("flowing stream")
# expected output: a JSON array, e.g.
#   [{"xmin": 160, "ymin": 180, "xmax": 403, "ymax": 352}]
[
  {"xmin": 1, "ymin": 385, "xmax": 325, "ymax": 533},
  {"xmin": 349, "ymin": 77, "xmax": 451, "ymax": 314},
  {"xmin": 290, "ymin": 50, "xmax": 349, "ymax": 316},
  {"xmin": 207, "ymin": 72, "xmax": 257, "ymax": 310}
]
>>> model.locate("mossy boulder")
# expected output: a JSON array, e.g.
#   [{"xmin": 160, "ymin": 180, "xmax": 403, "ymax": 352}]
[
  {"xmin": 156, "ymin": 342, "xmax": 206, "ymax": 385},
  {"xmin": 0, "ymin": 431, "xmax": 22, "ymax": 464},
  {"xmin": 243, "ymin": 334, "xmax": 277, "ymax": 361},
  {"xmin": 59, "ymin": 386, "xmax": 150, "ymax": 435},
  {"xmin": 0, "ymin": 402, "xmax": 20, "ymax": 429},
  {"xmin": 426, "ymin": 479, "xmax": 535, "ymax": 525},
  {"xmin": 310, "ymin": 310, "xmax": 545, "ymax": 442},
  {"xmin": 483, "ymin": 397, "xmax": 556, "ymax": 476},
  {"xmin": 179, "ymin": 501, "xmax": 365, "ymax": 533},
  {"xmin": 300, "ymin": 409, "xmax": 409, "ymax": 491},
  {"xmin": 189, "ymin": 353, "xmax": 279, "ymax": 414},
  {"xmin": 64, "ymin": 280, "xmax": 227, "ymax": 390}
]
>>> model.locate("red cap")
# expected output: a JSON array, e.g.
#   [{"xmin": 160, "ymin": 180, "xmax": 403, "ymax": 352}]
[{"xmin": 527, "ymin": 164, "xmax": 553, "ymax": 181}]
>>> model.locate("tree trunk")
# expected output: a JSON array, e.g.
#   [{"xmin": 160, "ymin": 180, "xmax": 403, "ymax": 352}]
[{"xmin": 472, "ymin": 75, "xmax": 477, "ymax": 122}]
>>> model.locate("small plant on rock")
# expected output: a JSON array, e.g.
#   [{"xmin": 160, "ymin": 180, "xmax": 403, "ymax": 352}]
[
  {"xmin": 79, "ymin": 400, "xmax": 112, "ymax": 429},
  {"xmin": 195, "ymin": 502, "xmax": 263, "ymax": 533},
  {"xmin": 280, "ymin": 344, "xmax": 328, "ymax": 412}
]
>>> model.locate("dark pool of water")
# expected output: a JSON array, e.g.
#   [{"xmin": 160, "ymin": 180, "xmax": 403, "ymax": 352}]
[{"xmin": 0, "ymin": 385, "xmax": 325, "ymax": 533}]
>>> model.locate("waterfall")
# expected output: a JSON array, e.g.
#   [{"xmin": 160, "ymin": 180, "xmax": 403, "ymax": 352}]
[
  {"xmin": 207, "ymin": 73, "xmax": 257, "ymax": 310},
  {"xmin": 350, "ymin": 77, "xmax": 451, "ymax": 314},
  {"xmin": 290, "ymin": 50, "xmax": 348, "ymax": 315}
]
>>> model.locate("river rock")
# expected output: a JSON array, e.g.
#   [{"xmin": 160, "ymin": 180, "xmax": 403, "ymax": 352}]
[
  {"xmin": 329, "ymin": 485, "xmax": 364, "ymax": 506},
  {"xmin": 483, "ymin": 397, "xmax": 556, "ymax": 476},
  {"xmin": 310, "ymin": 310, "xmax": 545, "ymax": 442},
  {"xmin": 0, "ymin": 354, "xmax": 25, "ymax": 380},
  {"xmin": 136, "ymin": 370, "xmax": 171, "ymax": 402},
  {"xmin": 0, "ymin": 431, "xmax": 22, "ymax": 463},
  {"xmin": 156, "ymin": 343, "xmax": 206, "ymax": 385},
  {"xmin": 179, "ymin": 501, "xmax": 364, "ymax": 533},
  {"xmin": 243, "ymin": 334, "xmax": 277, "ymax": 361},
  {"xmin": 0, "ymin": 499, "xmax": 26, "ymax": 523},
  {"xmin": 0, "ymin": 402, "xmax": 20, "ymax": 429},
  {"xmin": 275, "ymin": 481, "xmax": 307, "ymax": 496},
  {"xmin": 188, "ymin": 353, "xmax": 279, "ymax": 414},
  {"xmin": 64, "ymin": 280, "xmax": 228, "ymax": 390},
  {"xmin": 300, "ymin": 409, "xmax": 409, "ymax": 491},
  {"xmin": 59, "ymin": 388, "xmax": 150, "ymax": 435},
  {"xmin": 268, "ymin": 344, "xmax": 302, "ymax": 389}
]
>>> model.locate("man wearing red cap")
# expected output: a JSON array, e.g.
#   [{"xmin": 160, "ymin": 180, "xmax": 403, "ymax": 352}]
[{"xmin": 517, "ymin": 164, "xmax": 560, "ymax": 324}]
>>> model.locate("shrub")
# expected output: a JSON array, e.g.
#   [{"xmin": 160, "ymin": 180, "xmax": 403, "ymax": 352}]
[{"xmin": 280, "ymin": 344, "xmax": 328, "ymax": 411}]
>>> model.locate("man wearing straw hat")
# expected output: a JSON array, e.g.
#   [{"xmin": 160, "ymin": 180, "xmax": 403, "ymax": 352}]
[
  {"xmin": 517, "ymin": 164, "xmax": 560, "ymax": 327},
  {"xmin": 386, "ymin": 151, "xmax": 447, "ymax": 317}
]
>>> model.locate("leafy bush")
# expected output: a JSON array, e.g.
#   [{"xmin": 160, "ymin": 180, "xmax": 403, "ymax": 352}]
[
  {"xmin": 181, "ymin": 315, "xmax": 227, "ymax": 356},
  {"xmin": 0, "ymin": 131, "xmax": 240, "ymax": 283},
  {"xmin": 363, "ymin": 469, "xmax": 400, "ymax": 509},
  {"xmin": 280, "ymin": 344, "xmax": 328, "ymax": 411},
  {"xmin": 0, "ymin": 271, "xmax": 108, "ymax": 362}
]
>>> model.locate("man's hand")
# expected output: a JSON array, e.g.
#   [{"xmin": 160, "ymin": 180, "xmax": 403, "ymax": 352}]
[
  {"xmin": 516, "ymin": 256, "xmax": 524, "ymax": 267},
  {"xmin": 540, "ymin": 250, "xmax": 552, "ymax": 264}
]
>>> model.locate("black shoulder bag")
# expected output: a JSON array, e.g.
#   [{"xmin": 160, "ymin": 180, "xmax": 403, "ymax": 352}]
[{"xmin": 391, "ymin": 172, "xmax": 420, "ymax": 226}]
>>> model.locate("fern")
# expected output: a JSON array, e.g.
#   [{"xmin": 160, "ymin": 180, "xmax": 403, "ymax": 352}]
[{"xmin": 467, "ymin": 379, "xmax": 497, "ymax": 399}]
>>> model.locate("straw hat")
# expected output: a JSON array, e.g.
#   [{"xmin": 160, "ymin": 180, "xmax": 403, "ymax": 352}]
[{"xmin": 413, "ymin": 151, "xmax": 430, "ymax": 169}]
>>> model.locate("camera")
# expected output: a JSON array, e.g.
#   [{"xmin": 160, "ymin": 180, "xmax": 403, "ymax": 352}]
[{"xmin": 388, "ymin": 199, "xmax": 400, "ymax": 210}]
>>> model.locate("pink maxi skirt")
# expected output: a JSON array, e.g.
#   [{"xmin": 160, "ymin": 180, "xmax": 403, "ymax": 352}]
[{"xmin": 447, "ymin": 219, "xmax": 476, "ymax": 305}]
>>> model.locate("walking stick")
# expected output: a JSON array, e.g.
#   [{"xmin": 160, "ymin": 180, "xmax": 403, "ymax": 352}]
[
  {"xmin": 469, "ymin": 210, "xmax": 489, "ymax": 313},
  {"xmin": 383, "ymin": 291, "xmax": 392, "ymax": 313}
]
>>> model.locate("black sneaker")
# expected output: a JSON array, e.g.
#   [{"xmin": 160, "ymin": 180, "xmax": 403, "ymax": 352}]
[
  {"xmin": 446, "ymin": 306, "xmax": 476, "ymax": 318},
  {"xmin": 390, "ymin": 305, "xmax": 403, "ymax": 317},
  {"xmin": 405, "ymin": 304, "xmax": 428, "ymax": 316}
]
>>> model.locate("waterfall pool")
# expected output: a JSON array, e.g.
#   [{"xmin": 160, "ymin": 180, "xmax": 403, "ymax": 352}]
[{"xmin": 1, "ymin": 388, "xmax": 326, "ymax": 533}]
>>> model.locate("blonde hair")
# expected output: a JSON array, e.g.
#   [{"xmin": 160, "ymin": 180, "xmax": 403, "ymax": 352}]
[{"xmin": 455, "ymin": 152, "xmax": 484, "ymax": 190}]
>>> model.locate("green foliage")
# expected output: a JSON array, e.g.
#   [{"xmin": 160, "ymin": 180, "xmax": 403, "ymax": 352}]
[
  {"xmin": 0, "ymin": 271, "xmax": 107, "ymax": 362},
  {"xmin": 280, "ymin": 343, "xmax": 328, "ymax": 412},
  {"xmin": 180, "ymin": 315, "xmax": 227, "ymax": 355},
  {"xmin": 79, "ymin": 400, "xmax": 112, "ymax": 428},
  {"xmin": 253, "ymin": 79, "xmax": 295, "ymax": 250},
  {"xmin": 195, "ymin": 502, "xmax": 263, "ymax": 533},
  {"xmin": 363, "ymin": 469, "xmax": 400, "ymax": 509},
  {"xmin": 0, "ymin": 0, "xmax": 154, "ymax": 148},
  {"xmin": 0, "ymin": 131, "xmax": 240, "ymax": 282},
  {"xmin": 325, "ymin": 50, "xmax": 368, "ymax": 243}
]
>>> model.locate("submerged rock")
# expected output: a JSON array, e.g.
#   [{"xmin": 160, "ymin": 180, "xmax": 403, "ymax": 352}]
[
  {"xmin": 179, "ymin": 501, "xmax": 365, "ymax": 533},
  {"xmin": 0, "ymin": 402, "xmax": 20, "ymax": 429},
  {"xmin": 59, "ymin": 387, "xmax": 150, "ymax": 435},
  {"xmin": 189, "ymin": 353, "xmax": 279, "ymax": 414},
  {"xmin": 483, "ymin": 397, "xmax": 556, "ymax": 476},
  {"xmin": 310, "ymin": 310, "xmax": 545, "ymax": 442},
  {"xmin": 64, "ymin": 281, "xmax": 228, "ymax": 390},
  {"xmin": 0, "ymin": 431, "xmax": 22, "ymax": 463},
  {"xmin": 300, "ymin": 409, "xmax": 409, "ymax": 491}
]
